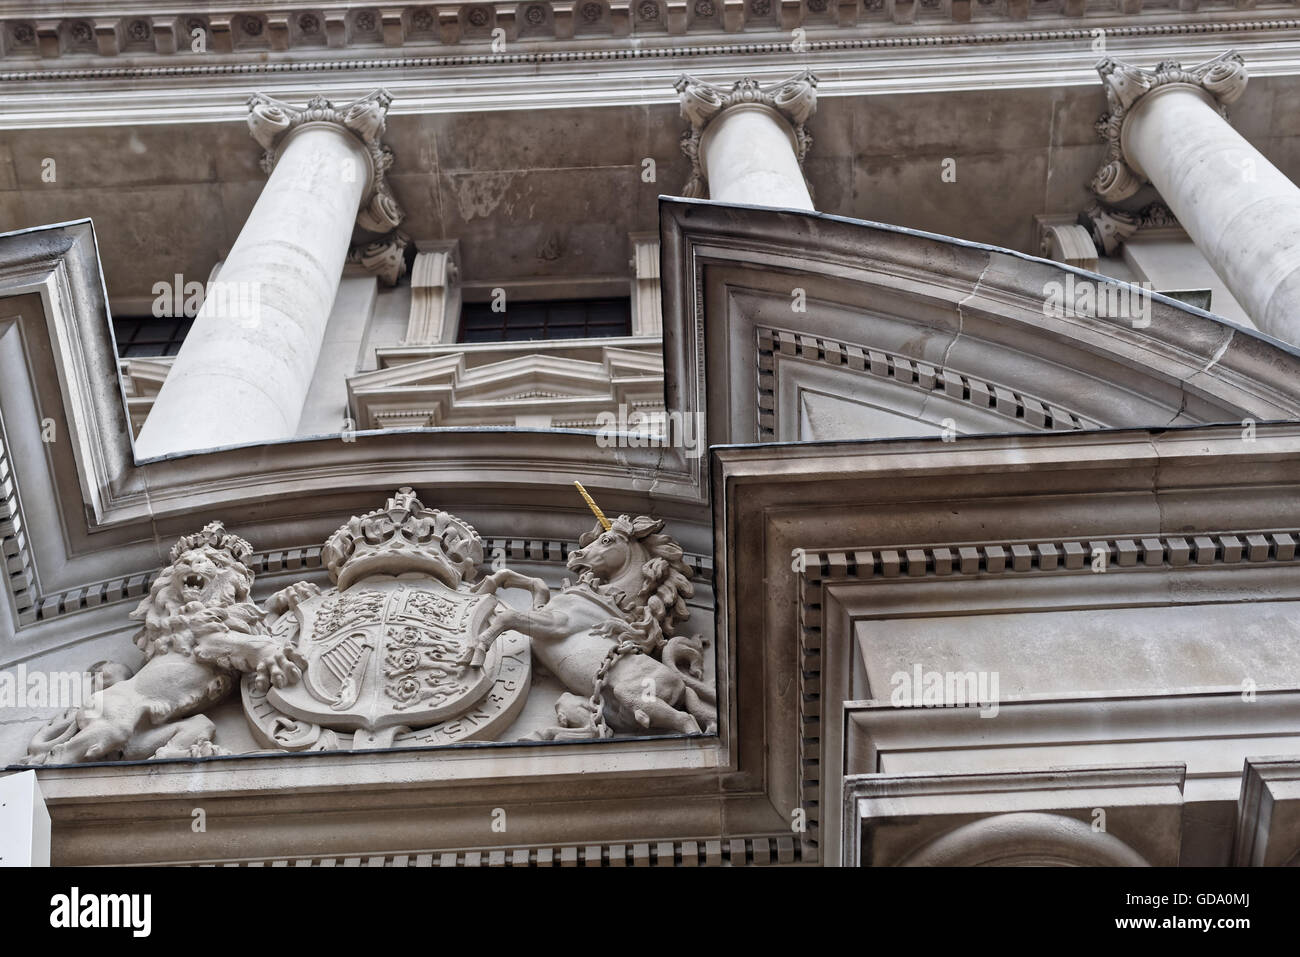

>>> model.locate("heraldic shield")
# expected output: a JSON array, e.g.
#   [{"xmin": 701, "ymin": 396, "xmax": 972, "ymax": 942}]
[
  {"xmin": 267, "ymin": 577, "xmax": 499, "ymax": 732},
  {"xmin": 250, "ymin": 487, "xmax": 519, "ymax": 738}
]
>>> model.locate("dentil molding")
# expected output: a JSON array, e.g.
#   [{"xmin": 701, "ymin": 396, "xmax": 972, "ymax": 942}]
[{"xmin": 5, "ymin": 4, "xmax": 1299, "ymax": 66}]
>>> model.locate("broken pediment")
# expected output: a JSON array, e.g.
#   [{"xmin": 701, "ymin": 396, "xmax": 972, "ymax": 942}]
[{"xmin": 347, "ymin": 342, "xmax": 665, "ymax": 429}]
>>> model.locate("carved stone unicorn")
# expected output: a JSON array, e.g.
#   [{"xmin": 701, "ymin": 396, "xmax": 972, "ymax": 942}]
[{"xmin": 465, "ymin": 513, "xmax": 716, "ymax": 737}]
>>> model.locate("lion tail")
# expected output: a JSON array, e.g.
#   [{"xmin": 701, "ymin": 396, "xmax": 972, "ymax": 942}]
[{"xmin": 661, "ymin": 634, "xmax": 715, "ymax": 706}]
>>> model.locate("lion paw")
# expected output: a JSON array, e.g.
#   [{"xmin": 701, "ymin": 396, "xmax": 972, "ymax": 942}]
[
  {"xmin": 188, "ymin": 740, "xmax": 230, "ymax": 758},
  {"xmin": 267, "ymin": 581, "xmax": 321, "ymax": 615},
  {"xmin": 153, "ymin": 739, "xmax": 230, "ymax": 760}
]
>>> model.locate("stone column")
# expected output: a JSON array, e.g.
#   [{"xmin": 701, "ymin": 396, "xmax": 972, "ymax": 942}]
[
  {"xmin": 676, "ymin": 71, "xmax": 818, "ymax": 211},
  {"xmin": 1091, "ymin": 51, "xmax": 1300, "ymax": 344},
  {"xmin": 134, "ymin": 91, "xmax": 404, "ymax": 458}
]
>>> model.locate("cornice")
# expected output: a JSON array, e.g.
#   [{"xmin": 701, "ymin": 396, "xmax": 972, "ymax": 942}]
[
  {"xmin": 3, "ymin": 3, "xmax": 1300, "ymax": 64},
  {"xmin": 798, "ymin": 527, "xmax": 1300, "ymax": 583},
  {"xmin": 2, "ymin": 17, "xmax": 1300, "ymax": 82},
  {"xmin": 4, "ymin": 19, "xmax": 1300, "ymax": 126}
]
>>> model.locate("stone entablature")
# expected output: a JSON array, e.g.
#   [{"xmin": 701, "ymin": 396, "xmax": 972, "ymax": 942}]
[
  {"xmin": 177, "ymin": 836, "xmax": 804, "ymax": 867},
  {"xmin": 3, "ymin": 3, "xmax": 1298, "ymax": 64}
]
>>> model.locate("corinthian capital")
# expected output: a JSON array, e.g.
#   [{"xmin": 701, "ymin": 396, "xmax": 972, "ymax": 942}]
[
  {"xmin": 1090, "ymin": 50, "xmax": 1248, "ymax": 204},
  {"xmin": 247, "ymin": 90, "xmax": 404, "ymax": 235},
  {"xmin": 674, "ymin": 70, "xmax": 818, "ymax": 199}
]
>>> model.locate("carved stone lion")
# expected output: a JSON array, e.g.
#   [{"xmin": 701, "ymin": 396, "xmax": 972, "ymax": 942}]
[{"xmin": 22, "ymin": 522, "xmax": 313, "ymax": 765}]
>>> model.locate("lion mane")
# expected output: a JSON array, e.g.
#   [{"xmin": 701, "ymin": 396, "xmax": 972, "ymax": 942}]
[{"xmin": 130, "ymin": 541, "xmax": 266, "ymax": 663}]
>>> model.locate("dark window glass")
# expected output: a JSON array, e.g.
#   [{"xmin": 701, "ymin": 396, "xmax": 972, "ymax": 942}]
[
  {"xmin": 112, "ymin": 316, "xmax": 195, "ymax": 358},
  {"xmin": 459, "ymin": 297, "xmax": 633, "ymax": 343}
]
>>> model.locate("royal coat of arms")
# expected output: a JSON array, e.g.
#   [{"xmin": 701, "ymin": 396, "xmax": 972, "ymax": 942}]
[
  {"xmin": 22, "ymin": 484, "xmax": 714, "ymax": 765},
  {"xmin": 269, "ymin": 579, "xmax": 497, "ymax": 730},
  {"xmin": 242, "ymin": 488, "xmax": 530, "ymax": 750}
]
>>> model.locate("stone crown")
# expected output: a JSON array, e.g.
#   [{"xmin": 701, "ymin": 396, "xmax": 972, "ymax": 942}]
[{"xmin": 322, "ymin": 488, "xmax": 484, "ymax": 590}]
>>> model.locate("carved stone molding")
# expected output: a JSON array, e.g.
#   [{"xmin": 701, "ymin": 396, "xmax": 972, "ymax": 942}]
[
  {"xmin": 1036, "ymin": 221, "xmax": 1098, "ymax": 270},
  {"xmin": 799, "ymin": 528, "xmax": 1299, "ymax": 584},
  {"xmin": 3, "ymin": 7, "xmax": 1299, "ymax": 66},
  {"xmin": 674, "ymin": 70, "xmax": 817, "ymax": 199},
  {"xmin": 755, "ymin": 326, "xmax": 1097, "ymax": 440},
  {"xmin": 1090, "ymin": 50, "xmax": 1249, "ymax": 205},
  {"xmin": 795, "ymin": 524, "xmax": 1300, "ymax": 861},
  {"xmin": 1077, "ymin": 201, "xmax": 1181, "ymax": 256},
  {"xmin": 405, "ymin": 240, "xmax": 461, "ymax": 344},
  {"xmin": 248, "ymin": 89, "xmax": 404, "ymax": 236},
  {"xmin": 177, "ymin": 834, "xmax": 805, "ymax": 867},
  {"xmin": 348, "ymin": 230, "xmax": 410, "ymax": 286},
  {"xmin": 6, "ymin": 22, "xmax": 1298, "ymax": 128}
]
